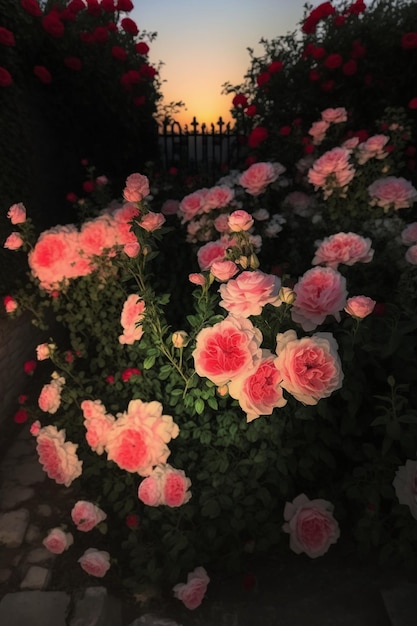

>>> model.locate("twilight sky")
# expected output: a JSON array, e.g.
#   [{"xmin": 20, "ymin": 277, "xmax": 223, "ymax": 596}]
[{"xmin": 130, "ymin": 1, "xmax": 326, "ymax": 127}]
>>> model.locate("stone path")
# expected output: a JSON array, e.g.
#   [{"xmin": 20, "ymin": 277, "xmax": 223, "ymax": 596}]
[{"xmin": 1, "ymin": 423, "xmax": 417, "ymax": 625}]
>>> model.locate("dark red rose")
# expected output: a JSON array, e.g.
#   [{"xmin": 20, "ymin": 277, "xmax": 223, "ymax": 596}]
[
  {"xmin": 107, "ymin": 22, "xmax": 118, "ymax": 32},
  {"xmin": 66, "ymin": 192, "xmax": 78, "ymax": 203},
  {"xmin": 324, "ymin": 53, "xmax": 343, "ymax": 69},
  {"xmin": 309, "ymin": 68, "xmax": 321, "ymax": 81},
  {"xmin": 280, "ymin": 125, "xmax": 291, "ymax": 136},
  {"xmin": 302, "ymin": 2, "xmax": 336, "ymax": 34},
  {"xmin": 248, "ymin": 126, "xmax": 268, "ymax": 148},
  {"xmin": 135, "ymin": 41, "xmax": 150, "ymax": 55},
  {"xmin": 121, "ymin": 17, "xmax": 138, "ymax": 35},
  {"xmin": 343, "ymin": 60, "xmax": 357, "ymax": 76},
  {"xmin": 82, "ymin": 180, "xmax": 95, "ymax": 193},
  {"xmin": 0, "ymin": 27, "xmax": 16, "ymax": 46},
  {"xmin": 133, "ymin": 95, "xmax": 146, "ymax": 106},
  {"xmin": 86, "ymin": 0, "xmax": 101, "ymax": 16},
  {"xmin": 42, "ymin": 13, "xmax": 65, "ymax": 38},
  {"xmin": 140, "ymin": 64, "xmax": 157, "ymax": 79},
  {"xmin": 14, "ymin": 409, "xmax": 29, "ymax": 424},
  {"xmin": 345, "ymin": 0, "xmax": 366, "ymax": 16},
  {"xmin": 321, "ymin": 79, "xmax": 335, "ymax": 92},
  {"xmin": 117, "ymin": 0, "xmax": 134, "ymax": 10},
  {"xmin": 93, "ymin": 26, "xmax": 108, "ymax": 43},
  {"xmin": 232, "ymin": 93, "xmax": 248, "ymax": 108},
  {"xmin": 334, "ymin": 15, "xmax": 346, "ymax": 26},
  {"xmin": 402, "ymin": 32, "xmax": 417, "ymax": 50},
  {"xmin": 268, "ymin": 60, "xmax": 283, "ymax": 73},
  {"xmin": 311, "ymin": 46, "xmax": 326, "ymax": 60},
  {"xmin": 245, "ymin": 104, "xmax": 257, "ymax": 117},
  {"xmin": 33, "ymin": 65, "xmax": 52, "ymax": 84},
  {"xmin": 120, "ymin": 70, "xmax": 141, "ymax": 89},
  {"xmin": 0, "ymin": 67, "xmax": 13, "ymax": 87},
  {"xmin": 21, "ymin": 0, "xmax": 42, "ymax": 17},
  {"xmin": 101, "ymin": 0, "xmax": 115, "ymax": 11},
  {"xmin": 121, "ymin": 367, "xmax": 141, "ymax": 382},
  {"xmin": 24, "ymin": 360, "xmax": 37, "ymax": 375},
  {"xmin": 351, "ymin": 39, "xmax": 366, "ymax": 59},
  {"xmin": 256, "ymin": 71, "xmax": 270, "ymax": 87},
  {"xmin": 67, "ymin": 0, "xmax": 85, "ymax": 13},
  {"xmin": 409, "ymin": 97, "xmax": 417, "ymax": 110},
  {"xmin": 64, "ymin": 56, "xmax": 82, "ymax": 71},
  {"xmin": 112, "ymin": 46, "xmax": 127, "ymax": 61},
  {"xmin": 125, "ymin": 514, "xmax": 140, "ymax": 529}
]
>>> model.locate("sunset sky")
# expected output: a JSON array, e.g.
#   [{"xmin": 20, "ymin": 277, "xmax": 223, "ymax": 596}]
[{"xmin": 130, "ymin": 1, "xmax": 327, "ymax": 127}]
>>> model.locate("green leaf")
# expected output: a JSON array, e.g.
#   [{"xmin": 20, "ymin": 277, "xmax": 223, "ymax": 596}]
[
  {"xmin": 195, "ymin": 398, "xmax": 205, "ymax": 414},
  {"xmin": 143, "ymin": 355, "xmax": 156, "ymax": 369}
]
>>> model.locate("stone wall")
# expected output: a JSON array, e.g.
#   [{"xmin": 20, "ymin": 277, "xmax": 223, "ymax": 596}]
[{"xmin": 0, "ymin": 313, "xmax": 46, "ymax": 426}]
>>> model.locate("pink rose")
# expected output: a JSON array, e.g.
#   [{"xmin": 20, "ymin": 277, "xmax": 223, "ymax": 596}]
[
  {"xmin": 368, "ymin": 176, "xmax": 417, "ymax": 210},
  {"xmin": 291, "ymin": 266, "xmax": 347, "ymax": 331},
  {"xmin": 104, "ymin": 399, "xmax": 179, "ymax": 476},
  {"xmin": 321, "ymin": 107, "xmax": 347, "ymax": 124},
  {"xmin": 82, "ymin": 400, "xmax": 115, "ymax": 455},
  {"xmin": 228, "ymin": 350, "xmax": 287, "ymax": 422},
  {"xmin": 393, "ymin": 460, "xmax": 417, "ymax": 520},
  {"xmin": 308, "ymin": 120, "xmax": 329, "ymax": 145},
  {"xmin": 213, "ymin": 214, "xmax": 231, "ymax": 234},
  {"xmin": 405, "ymin": 244, "xmax": 417, "ymax": 265},
  {"xmin": 204, "ymin": 185, "xmax": 234, "ymax": 210},
  {"xmin": 112, "ymin": 203, "xmax": 141, "ymax": 245},
  {"xmin": 344, "ymin": 295, "xmax": 376, "ymax": 319},
  {"xmin": 124, "ymin": 241, "xmax": 141, "ymax": 257},
  {"xmin": 312, "ymin": 232, "xmax": 374, "ymax": 269},
  {"xmin": 238, "ymin": 162, "xmax": 284, "ymax": 196},
  {"xmin": 35, "ymin": 425, "xmax": 83, "ymax": 487},
  {"xmin": 7, "ymin": 202, "xmax": 26, "ymax": 224},
  {"xmin": 161, "ymin": 199, "xmax": 180, "ymax": 215},
  {"xmin": 210, "ymin": 260, "xmax": 238, "ymax": 282},
  {"xmin": 308, "ymin": 147, "xmax": 355, "ymax": 197},
  {"xmin": 189, "ymin": 273, "xmax": 206, "ymax": 286},
  {"xmin": 4, "ymin": 232, "xmax": 23, "ymax": 250},
  {"xmin": 78, "ymin": 548, "xmax": 111, "ymax": 578},
  {"xmin": 274, "ymin": 330, "xmax": 343, "ymax": 405},
  {"xmin": 173, "ymin": 566, "xmax": 210, "ymax": 610},
  {"xmin": 219, "ymin": 270, "xmax": 281, "ymax": 317},
  {"xmin": 30, "ymin": 420, "xmax": 41, "ymax": 436},
  {"xmin": 119, "ymin": 294, "xmax": 146, "ymax": 345},
  {"xmin": 193, "ymin": 315, "xmax": 262, "ymax": 386},
  {"xmin": 140, "ymin": 211, "xmax": 166, "ymax": 232},
  {"xmin": 356, "ymin": 134, "xmax": 389, "ymax": 164},
  {"xmin": 401, "ymin": 222, "xmax": 417, "ymax": 245},
  {"xmin": 3, "ymin": 294, "xmax": 17, "ymax": 313},
  {"xmin": 78, "ymin": 216, "xmax": 116, "ymax": 259},
  {"xmin": 163, "ymin": 466, "xmax": 192, "ymax": 507},
  {"xmin": 71, "ymin": 500, "xmax": 107, "ymax": 532},
  {"xmin": 38, "ymin": 376, "xmax": 65, "ymax": 414},
  {"xmin": 123, "ymin": 172, "xmax": 150, "ymax": 202},
  {"xmin": 43, "ymin": 528, "xmax": 73, "ymax": 554},
  {"xmin": 228, "ymin": 210, "xmax": 254, "ymax": 232},
  {"xmin": 179, "ymin": 189, "xmax": 208, "ymax": 223},
  {"xmin": 283, "ymin": 493, "xmax": 340, "ymax": 558},
  {"xmin": 138, "ymin": 474, "xmax": 163, "ymax": 506},
  {"xmin": 197, "ymin": 238, "xmax": 229, "ymax": 271},
  {"xmin": 36, "ymin": 342, "xmax": 54, "ymax": 360}
]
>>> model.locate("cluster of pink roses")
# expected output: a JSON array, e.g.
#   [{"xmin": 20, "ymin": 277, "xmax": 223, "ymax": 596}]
[
  {"xmin": 401, "ymin": 221, "xmax": 417, "ymax": 265},
  {"xmin": 31, "ymin": 422, "xmax": 83, "ymax": 487}
]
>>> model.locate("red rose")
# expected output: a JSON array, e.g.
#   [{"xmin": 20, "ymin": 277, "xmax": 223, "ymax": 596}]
[
  {"xmin": 67, "ymin": 0, "xmax": 85, "ymax": 14},
  {"xmin": 120, "ymin": 70, "xmax": 141, "ymax": 89},
  {"xmin": 42, "ymin": 13, "xmax": 65, "ymax": 38},
  {"xmin": 80, "ymin": 32, "xmax": 94, "ymax": 44},
  {"xmin": 107, "ymin": 22, "xmax": 118, "ymax": 32},
  {"xmin": 112, "ymin": 46, "xmax": 127, "ymax": 61},
  {"xmin": 321, "ymin": 79, "xmax": 335, "ymax": 92},
  {"xmin": 402, "ymin": 32, "xmax": 417, "ymax": 50},
  {"xmin": 13, "ymin": 409, "xmax": 29, "ymax": 424},
  {"xmin": 133, "ymin": 95, "xmax": 146, "ymax": 106},
  {"xmin": 117, "ymin": 0, "xmax": 134, "ymax": 10},
  {"xmin": 125, "ymin": 514, "xmax": 140, "ymax": 529},
  {"xmin": 101, "ymin": 0, "xmax": 115, "ymax": 11},
  {"xmin": 0, "ymin": 67, "xmax": 13, "ymax": 87},
  {"xmin": 324, "ymin": 53, "xmax": 343, "ymax": 69},
  {"xmin": 256, "ymin": 71, "xmax": 270, "ymax": 87},
  {"xmin": 64, "ymin": 56, "xmax": 82, "ymax": 71},
  {"xmin": 333, "ymin": 15, "xmax": 346, "ymax": 26},
  {"xmin": 343, "ymin": 60, "xmax": 357, "ymax": 76},
  {"xmin": 309, "ymin": 69, "xmax": 321, "ymax": 81},
  {"xmin": 409, "ymin": 97, "xmax": 417, "ymax": 110},
  {"xmin": 82, "ymin": 180, "xmax": 95, "ymax": 193},
  {"xmin": 121, "ymin": 367, "xmax": 141, "ymax": 382},
  {"xmin": 302, "ymin": 2, "xmax": 336, "ymax": 34},
  {"xmin": 311, "ymin": 46, "xmax": 326, "ymax": 60},
  {"xmin": 140, "ymin": 64, "xmax": 157, "ymax": 79},
  {"xmin": 0, "ymin": 27, "xmax": 15, "ymax": 46},
  {"xmin": 24, "ymin": 360, "xmax": 37, "ymax": 375},
  {"xmin": 66, "ymin": 192, "xmax": 78, "ymax": 203},
  {"xmin": 280, "ymin": 125, "xmax": 291, "ymax": 136},
  {"xmin": 345, "ymin": 0, "xmax": 366, "ymax": 16},
  {"xmin": 21, "ymin": 0, "xmax": 42, "ymax": 17},
  {"xmin": 121, "ymin": 17, "xmax": 138, "ymax": 35},
  {"xmin": 86, "ymin": 0, "xmax": 101, "ymax": 15},
  {"xmin": 232, "ymin": 93, "xmax": 248, "ymax": 108},
  {"xmin": 248, "ymin": 126, "xmax": 268, "ymax": 148},
  {"xmin": 245, "ymin": 104, "xmax": 257, "ymax": 117},
  {"xmin": 268, "ymin": 60, "xmax": 283, "ymax": 73},
  {"xmin": 135, "ymin": 41, "xmax": 149, "ymax": 55},
  {"xmin": 105, "ymin": 374, "xmax": 115, "ymax": 384},
  {"xmin": 33, "ymin": 65, "xmax": 52, "ymax": 84},
  {"xmin": 351, "ymin": 39, "xmax": 366, "ymax": 58},
  {"xmin": 93, "ymin": 26, "xmax": 108, "ymax": 43}
]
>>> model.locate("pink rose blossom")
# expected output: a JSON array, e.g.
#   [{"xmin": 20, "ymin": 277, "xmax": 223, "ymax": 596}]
[
  {"xmin": 78, "ymin": 548, "xmax": 111, "ymax": 578},
  {"xmin": 38, "ymin": 376, "xmax": 65, "ymax": 414},
  {"xmin": 219, "ymin": 270, "xmax": 281, "ymax": 317},
  {"xmin": 401, "ymin": 222, "xmax": 417, "ymax": 246},
  {"xmin": 179, "ymin": 189, "xmax": 208, "ymax": 223},
  {"xmin": 197, "ymin": 238, "xmax": 229, "ymax": 271},
  {"xmin": 71, "ymin": 500, "xmax": 107, "ymax": 532},
  {"xmin": 321, "ymin": 107, "xmax": 347, "ymax": 124},
  {"xmin": 312, "ymin": 232, "xmax": 374, "ymax": 269},
  {"xmin": 228, "ymin": 350, "xmax": 287, "ymax": 422},
  {"xmin": 123, "ymin": 241, "xmax": 141, "ymax": 257},
  {"xmin": 189, "ymin": 273, "xmax": 206, "ymax": 286},
  {"xmin": 112, "ymin": 203, "xmax": 140, "ymax": 245},
  {"xmin": 104, "ymin": 399, "xmax": 179, "ymax": 476},
  {"xmin": 193, "ymin": 315, "xmax": 262, "ymax": 386},
  {"xmin": 140, "ymin": 211, "xmax": 166, "ymax": 232},
  {"xmin": 393, "ymin": 460, "xmax": 417, "ymax": 520},
  {"xmin": 3, "ymin": 295, "xmax": 17, "ymax": 313},
  {"xmin": 405, "ymin": 244, "xmax": 417, "ymax": 265},
  {"xmin": 78, "ymin": 216, "xmax": 116, "ymax": 259},
  {"xmin": 123, "ymin": 172, "xmax": 150, "ymax": 202},
  {"xmin": 161, "ymin": 199, "xmax": 180, "ymax": 215},
  {"xmin": 275, "ymin": 330, "xmax": 343, "ymax": 405},
  {"xmin": 43, "ymin": 528, "xmax": 73, "ymax": 554},
  {"xmin": 95, "ymin": 175, "xmax": 108, "ymax": 187},
  {"xmin": 7, "ymin": 202, "xmax": 26, "ymax": 224},
  {"xmin": 238, "ymin": 162, "xmax": 284, "ymax": 196},
  {"xmin": 204, "ymin": 185, "xmax": 234, "ymax": 210},
  {"xmin": 368, "ymin": 176, "xmax": 417, "ymax": 210},
  {"xmin": 30, "ymin": 420, "xmax": 41, "ymax": 436},
  {"xmin": 119, "ymin": 294, "xmax": 146, "ymax": 345},
  {"xmin": 213, "ymin": 214, "xmax": 231, "ymax": 234},
  {"xmin": 81, "ymin": 399, "xmax": 115, "ymax": 455},
  {"xmin": 344, "ymin": 295, "xmax": 376, "ymax": 319},
  {"xmin": 291, "ymin": 266, "xmax": 347, "ymax": 331},
  {"xmin": 356, "ymin": 134, "xmax": 389, "ymax": 164},
  {"xmin": 36, "ymin": 342, "xmax": 54, "ymax": 360},
  {"xmin": 308, "ymin": 120, "xmax": 329, "ymax": 144},
  {"xmin": 35, "ymin": 424, "xmax": 83, "ymax": 487},
  {"xmin": 138, "ymin": 463, "xmax": 192, "ymax": 507},
  {"xmin": 4, "ymin": 232, "xmax": 23, "ymax": 250},
  {"xmin": 308, "ymin": 147, "xmax": 355, "ymax": 197},
  {"xmin": 210, "ymin": 260, "xmax": 239, "ymax": 282},
  {"xmin": 173, "ymin": 566, "xmax": 210, "ymax": 610},
  {"xmin": 283, "ymin": 493, "xmax": 340, "ymax": 558},
  {"xmin": 228, "ymin": 210, "xmax": 254, "ymax": 232}
]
